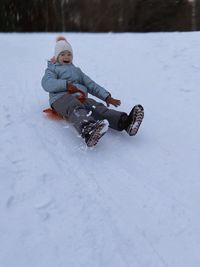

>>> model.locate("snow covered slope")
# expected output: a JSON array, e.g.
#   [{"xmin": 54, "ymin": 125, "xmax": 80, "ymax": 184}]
[{"xmin": 0, "ymin": 32, "xmax": 200, "ymax": 267}]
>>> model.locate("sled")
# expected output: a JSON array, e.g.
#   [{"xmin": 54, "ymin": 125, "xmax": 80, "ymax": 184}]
[{"xmin": 43, "ymin": 108, "xmax": 64, "ymax": 121}]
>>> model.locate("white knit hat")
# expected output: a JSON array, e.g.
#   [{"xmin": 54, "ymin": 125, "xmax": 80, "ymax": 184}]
[{"xmin": 54, "ymin": 36, "xmax": 73, "ymax": 60}]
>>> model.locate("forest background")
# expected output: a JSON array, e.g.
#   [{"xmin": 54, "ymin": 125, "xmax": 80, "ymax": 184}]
[{"xmin": 1, "ymin": 0, "xmax": 199, "ymax": 32}]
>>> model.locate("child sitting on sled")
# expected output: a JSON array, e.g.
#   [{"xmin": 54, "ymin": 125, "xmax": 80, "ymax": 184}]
[{"xmin": 41, "ymin": 36, "xmax": 144, "ymax": 147}]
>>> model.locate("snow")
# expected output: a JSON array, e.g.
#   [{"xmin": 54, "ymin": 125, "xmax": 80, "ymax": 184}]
[{"xmin": 0, "ymin": 31, "xmax": 200, "ymax": 267}]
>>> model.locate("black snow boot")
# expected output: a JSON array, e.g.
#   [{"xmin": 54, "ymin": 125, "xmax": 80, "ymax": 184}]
[
  {"xmin": 81, "ymin": 120, "xmax": 109, "ymax": 147},
  {"xmin": 124, "ymin": 105, "xmax": 144, "ymax": 136}
]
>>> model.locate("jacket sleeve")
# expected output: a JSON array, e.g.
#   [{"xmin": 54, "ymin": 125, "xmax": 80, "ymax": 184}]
[
  {"xmin": 41, "ymin": 66, "xmax": 67, "ymax": 93},
  {"xmin": 79, "ymin": 69, "xmax": 110, "ymax": 101}
]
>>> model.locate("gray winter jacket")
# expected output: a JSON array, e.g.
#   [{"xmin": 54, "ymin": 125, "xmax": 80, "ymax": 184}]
[{"xmin": 41, "ymin": 61, "xmax": 110, "ymax": 106}]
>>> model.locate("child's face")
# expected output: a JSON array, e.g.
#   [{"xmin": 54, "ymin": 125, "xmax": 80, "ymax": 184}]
[{"xmin": 58, "ymin": 50, "xmax": 72, "ymax": 64}]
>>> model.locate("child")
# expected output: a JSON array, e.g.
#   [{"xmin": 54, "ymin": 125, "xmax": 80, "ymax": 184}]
[{"xmin": 41, "ymin": 36, "xmax": 144, "ymax": 147}]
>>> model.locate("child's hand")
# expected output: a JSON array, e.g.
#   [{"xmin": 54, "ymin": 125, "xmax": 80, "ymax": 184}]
[
  {"xmin": 105, "ymin": 96, "xmax": 121, "ymax": 107},
  {"xmin": 67, "ymin": 82, "xmax": 79, "ymax": 94},
  {"xmin": 67, "ymin": 82, "xmax": 86, "ymax": 103}
]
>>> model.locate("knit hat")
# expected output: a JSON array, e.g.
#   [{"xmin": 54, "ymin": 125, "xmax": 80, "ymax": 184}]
[{"xmin": 54, "ymin": 36, "xmax": 73, "ymax": 60}]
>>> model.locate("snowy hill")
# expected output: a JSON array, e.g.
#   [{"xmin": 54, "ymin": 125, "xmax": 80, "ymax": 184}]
[{"xmin": 1, "ymin": 32, "xmax": 200, "ymax": 267}]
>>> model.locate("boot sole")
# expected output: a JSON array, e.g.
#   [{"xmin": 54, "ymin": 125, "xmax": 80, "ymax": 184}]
[
  {"xmin": 127, "ymin": 105, "xmax": 144, "ymax": 136},
  {"xmin": 86, "ymin": 120, "xmax": 109, "ymax": 147}
]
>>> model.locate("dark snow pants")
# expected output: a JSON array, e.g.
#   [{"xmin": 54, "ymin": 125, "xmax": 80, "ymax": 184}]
[{"xmin": 52, "ymin": 94, "xmax": 127, "ymax": 134}]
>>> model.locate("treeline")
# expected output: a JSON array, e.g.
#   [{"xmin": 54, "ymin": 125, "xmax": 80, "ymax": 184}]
[{"xmin": 0, "ymin": 0, "xmax": 199, "ymax": 32}]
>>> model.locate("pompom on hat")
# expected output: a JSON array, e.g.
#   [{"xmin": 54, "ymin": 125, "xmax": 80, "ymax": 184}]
[{"xmin": 54, "ymin": 36, "xmax": 73, "ymax": 60}]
